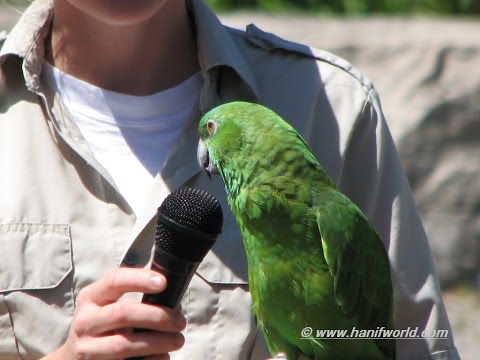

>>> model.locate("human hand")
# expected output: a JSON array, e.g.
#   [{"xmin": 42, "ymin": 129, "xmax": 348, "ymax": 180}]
[{"xmin": 43, "ymin": 268, "xmax": 186, "ymax": 360}]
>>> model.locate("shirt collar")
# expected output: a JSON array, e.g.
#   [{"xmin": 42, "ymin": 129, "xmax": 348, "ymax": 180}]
[
  {"xmin": 0, "ymin": 0, "xmax": 52, "ymax": 58},
  {"xmin": 0, "ymin": 0, "xmax": 53, "ymax": 91},
  {"xmin": 1, "ymin": 0, "xmax": 260, "ymax": 101},
  {"xmin": 187, "ymin": 0, "xmax": 260, "ymax": 102}
]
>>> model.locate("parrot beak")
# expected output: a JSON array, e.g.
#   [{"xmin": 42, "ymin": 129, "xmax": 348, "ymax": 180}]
[{"xmin": 197, "ymin": 139, "xmax": 218, "ymax": 180}]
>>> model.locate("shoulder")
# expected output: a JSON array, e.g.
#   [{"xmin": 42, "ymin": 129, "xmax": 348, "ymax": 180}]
[
  {"xmin": 223, "ymin": 24, "xmax": 387, "ymax": 183},
  {"xmin": 226, "ymin": 24, "xmax": 375, "ymax": 95}
]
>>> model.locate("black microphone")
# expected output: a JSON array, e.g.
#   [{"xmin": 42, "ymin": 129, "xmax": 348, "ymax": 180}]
[
  {"xmin": 142, "ymin": 187, "xmax": 223, "ymax": 309},
  {"xmin": 127, "ymin": 188, "xmax": 223, "ymax": 360}
]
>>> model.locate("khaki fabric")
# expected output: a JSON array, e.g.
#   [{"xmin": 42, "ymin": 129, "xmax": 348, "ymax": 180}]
[{"xmin": 0, "ymin": 0, "xmax": 458, "ymax": 359}]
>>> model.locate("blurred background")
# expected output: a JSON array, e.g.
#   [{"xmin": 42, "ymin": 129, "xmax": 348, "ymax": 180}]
[
  {"xmin": 1, "ymin": 0, "xmax": 479, "ymax": 358},
  {"xmin": 207, "ymin": 0, "xmax": 480, "ymax": 13}
]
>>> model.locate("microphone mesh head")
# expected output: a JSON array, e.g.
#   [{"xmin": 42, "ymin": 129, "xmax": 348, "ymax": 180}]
[{"xmin": 155, "ymin": 188, "xmax": 223, "ymax": 262}]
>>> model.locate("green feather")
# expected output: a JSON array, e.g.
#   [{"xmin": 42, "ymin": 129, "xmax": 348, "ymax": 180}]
[{"xmin": 198, "ymin": 102, "xmax": 395, "ymax": 360}]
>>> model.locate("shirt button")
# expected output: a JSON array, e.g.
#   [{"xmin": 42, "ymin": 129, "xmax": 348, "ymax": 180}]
[{"xmin": 123, "ymin": 250, "xmax": 139, "ymax": 266}]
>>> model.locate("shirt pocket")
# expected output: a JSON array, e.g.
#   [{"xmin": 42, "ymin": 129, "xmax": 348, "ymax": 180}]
[
  {"xmin": 0, "ymin": 223, "xmax": 74, "ymax": 359},
  {"xmin": 0, "ymin": 223, "xmax": 72, "ymax": 292}
]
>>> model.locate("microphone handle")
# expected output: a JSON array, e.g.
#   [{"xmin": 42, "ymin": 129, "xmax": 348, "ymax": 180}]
[
  {"xmin": 143, "ymin": 247, "xmax": 200, "ymax": 310},
  {"xmin": 126, "ymin": 248, "xmax": 200, "ymax": 360}
]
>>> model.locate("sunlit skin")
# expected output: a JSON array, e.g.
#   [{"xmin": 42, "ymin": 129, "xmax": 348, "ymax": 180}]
[{"xmin": 47, "ymin": 0, "xmax": 199, "ymax": 95}]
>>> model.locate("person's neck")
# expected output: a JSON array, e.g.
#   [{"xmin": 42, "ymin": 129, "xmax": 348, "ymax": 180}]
[{"xmin": 46, "ymin": 1, "xmax": 199, "ymax": 95}]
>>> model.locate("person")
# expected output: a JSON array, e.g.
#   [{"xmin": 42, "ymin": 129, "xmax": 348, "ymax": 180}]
[{"xmin": 0, "ymin": 0, "xmax": 460, "ymax": 359}]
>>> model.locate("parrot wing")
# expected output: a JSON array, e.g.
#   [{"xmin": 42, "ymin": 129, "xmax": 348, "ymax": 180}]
[{"xmin": 314, "ymin": 188, "xmax": 393, "ymax": 331}]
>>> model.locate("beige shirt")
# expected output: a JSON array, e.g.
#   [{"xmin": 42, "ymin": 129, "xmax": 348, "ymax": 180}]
[{"xmin": 0, "ymin": 1, "xmax": 459, "ymax": 359}]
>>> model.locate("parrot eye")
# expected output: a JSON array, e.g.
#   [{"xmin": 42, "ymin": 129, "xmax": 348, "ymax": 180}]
[{"xmin": 207, "ymin": 120, "xmax": 217, "ymax": 136}]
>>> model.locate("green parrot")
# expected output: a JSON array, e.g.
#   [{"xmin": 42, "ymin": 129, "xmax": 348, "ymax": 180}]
[{"xmin": 197, "ymin": 102, "xmax": 395, "ymax": 360}]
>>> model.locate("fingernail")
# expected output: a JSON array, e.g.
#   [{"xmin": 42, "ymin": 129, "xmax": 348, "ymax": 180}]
[
  {"xmin": 150, "ymin": 275, "xmax": 165, "ymax": 289},
  {"xmin": 175, "ymin": 313, "xmax": 186, "ymax": 329}
]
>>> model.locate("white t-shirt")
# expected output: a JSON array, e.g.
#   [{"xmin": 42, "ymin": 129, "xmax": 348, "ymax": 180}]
[{"xmin": 42, "ymin": 63, "xmax": 203, "ymax": 215}]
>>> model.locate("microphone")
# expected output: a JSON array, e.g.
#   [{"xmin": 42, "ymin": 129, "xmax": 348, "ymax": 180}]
[
  {"xmin": 142, "ymin": 187, "xmax": 223, "ymax": 309},
  {"xmin": 127, "ymin": 188, "xmax": 223, "ymax": 360}
]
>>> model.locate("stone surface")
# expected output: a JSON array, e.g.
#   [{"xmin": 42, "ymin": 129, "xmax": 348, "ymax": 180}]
[{"xmin": 400, "ymin": 93, "xmax": 480, "ymax": 288}]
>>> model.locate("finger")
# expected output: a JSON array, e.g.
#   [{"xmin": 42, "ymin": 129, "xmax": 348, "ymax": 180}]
[
  {"xmin": 78, "ymin": 330, "xmax": 184, "ymax": 359},
  {"xmin": 83, "ymin": 302, "xmax": 186, "ymax": 335},
  {"xmin": 79, "ymin": 268, "xmax": 167, "ymax": 306}
]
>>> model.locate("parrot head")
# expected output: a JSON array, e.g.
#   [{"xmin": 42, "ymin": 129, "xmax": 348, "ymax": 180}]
[{"xmin": 197, "ymin": 101, "xmax": 289, "ymax": 179}]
